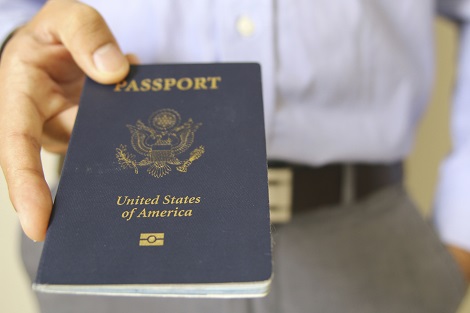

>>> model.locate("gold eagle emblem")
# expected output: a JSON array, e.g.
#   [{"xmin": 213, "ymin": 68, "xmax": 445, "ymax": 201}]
[{"xmin": 116, "ymin": 109, "xmax": 205, "ymax": 178}]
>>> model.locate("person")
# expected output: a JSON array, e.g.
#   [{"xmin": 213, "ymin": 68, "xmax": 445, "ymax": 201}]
[{"xmin": 0, "ymin": 1, "xmax": 469, "ymax": 312}]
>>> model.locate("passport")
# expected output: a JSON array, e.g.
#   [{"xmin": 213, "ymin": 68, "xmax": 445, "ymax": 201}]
[{"xmin": 33, "ymin": 63, "xmax": 272, "ymax": 298}]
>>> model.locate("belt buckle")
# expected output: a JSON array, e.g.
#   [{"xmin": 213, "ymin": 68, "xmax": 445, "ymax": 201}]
[{"xmin": 268, "ymin": 167, "xmax": 293, "ymax": 223}]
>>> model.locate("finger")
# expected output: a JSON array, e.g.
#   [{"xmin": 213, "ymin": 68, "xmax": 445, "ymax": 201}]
[
  {"xmin": 3, "ymin": 145, "xmax": 52, "ymax": 242},
  {"xmin": 0, "ymin": 108, "xmax": 51, "ymax": 241},
  {"xmin": 42, "ymin": 105, "xmax": 79, "ymax": 154},
  {"xmin": 126, "ymin": 53, "xmax": 141, "ymax": 65},
  {"xmin": 30, "ymin": 0, "xmax": 129, "ymax": 84},
  {"xmin": 0, "ymin": 67, "xmax": 54, "ymax": 241}
]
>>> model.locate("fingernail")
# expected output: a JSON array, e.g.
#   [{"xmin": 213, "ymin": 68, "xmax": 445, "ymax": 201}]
[{"xmin": 93, "ymin": 43, "xmax": 127, "ymax": 73}]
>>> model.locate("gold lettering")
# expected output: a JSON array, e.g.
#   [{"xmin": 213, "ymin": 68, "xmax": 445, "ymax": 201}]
[
  {"xmin": 175, "ymin": 197, "xmax": 183, "ymax": 204},
  {"xmin": 207, "ymin": 76, "xmax": 222, "ymax": 89},
  {"xmin": 152, "ymin": 78, "xmax": 163, "ymax": 91},
  {"xmin": 184, "ymin": 210, "xmax": 193, "ymax": 217},
  {"xmin": 147, "ymin": 210, "xmax": 159, "ymax": 217},
  {"xmin": 160, "ymin": 210, "xmax": 167, "ymax": 217},
  {"xmin": 151, "ymin": 195, "xmax": 160, "ymax": 204},
  {"xmin": 116, "ymin": 196, "xmax": 127, "ymax": 205},
  {"xmin": 118, "ymin": 195, "xmax": 200, "ymax": 211},
  {"xmin": 117, "ymin": 76, "xmax": 222, "ymax": 92},
  {"xmin": 137, "ymin": 208, "xmax": 147, "ymax": 218},
  {"xmin": 125, "ymin": 80, "xmax": 140, "ymax": 92},
  {"xmin": 121, "ymin": 208, "xmax": 137, "ymax": 221},
  {"xmin": 194, "ymin": 77, "xmax": 208, "ymax": 90},
  {"xmin": 163, "ymin": 78, "xmax": 177, "ymax": 91},
  {"xmin": 163, "ymin": 195, "xmax": 171, "ymax": 204},
  {"xmin": 177, "ymin": 77, "xmax": 193, "ymax": 91},
  {"xmin": 140, "ymin": 79, "xmax": 151, "ymax": 91},
  {"xmin": 114, "ymin": 81, "xmax": 127, "ymax": 92}
]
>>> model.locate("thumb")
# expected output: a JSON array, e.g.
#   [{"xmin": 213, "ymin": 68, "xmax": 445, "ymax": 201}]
[{"xmin": 31, "ymin": 0, "xmax": 129, "ymax": 84}]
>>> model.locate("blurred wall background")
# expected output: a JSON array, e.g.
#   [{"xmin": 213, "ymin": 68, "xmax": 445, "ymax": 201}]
[{"xmin": 0, "ymin": 18, "xmax": 469, "ymax": 313}]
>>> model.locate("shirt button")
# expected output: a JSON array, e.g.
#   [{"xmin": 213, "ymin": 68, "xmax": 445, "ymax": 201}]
[{"xmin": 236, "ymin": 15, "xmax": 255, "ymax": 37}]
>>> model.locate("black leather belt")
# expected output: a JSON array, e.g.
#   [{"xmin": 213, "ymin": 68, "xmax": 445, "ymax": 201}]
[{"xmin": 268, "ymin": 161, "xmax": 403, "ymax": 213}]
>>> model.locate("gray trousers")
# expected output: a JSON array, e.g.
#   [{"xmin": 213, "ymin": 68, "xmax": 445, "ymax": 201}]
[{"xmin": 22, "ymin": 185, "xmax": 467, "ymax": 313}]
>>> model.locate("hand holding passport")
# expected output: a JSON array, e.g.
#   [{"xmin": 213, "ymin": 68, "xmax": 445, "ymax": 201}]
[
  {"xmin": 0, "ymin": 3, "xmax": 272, "ymax": 297},
  {"xmin": 33, "ymin": 64, "xmax": 272, "ymax": 297},
  {"xmin": 0, "ymin": 0, "xmax": 131, "ymax": 242}
]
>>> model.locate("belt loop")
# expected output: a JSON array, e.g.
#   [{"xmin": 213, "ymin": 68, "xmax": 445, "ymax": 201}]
[{"xmin": 341, "ymin": 163, "xmax": 355, "ymax": 206}]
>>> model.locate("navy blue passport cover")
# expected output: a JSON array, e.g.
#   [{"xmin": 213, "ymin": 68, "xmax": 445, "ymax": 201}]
[{"xmin": 34, "ymin": 63, "xmax": 272, "ymax": 297}]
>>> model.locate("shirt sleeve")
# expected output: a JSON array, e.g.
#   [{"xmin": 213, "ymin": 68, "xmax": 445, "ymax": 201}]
[
  {"xmin": 434, "ymin": 0, "xmax": 470, "ymax": 252},
  {"xmin": 0, "ymin": 0, "xmax": 45, "ymax": 46}
]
